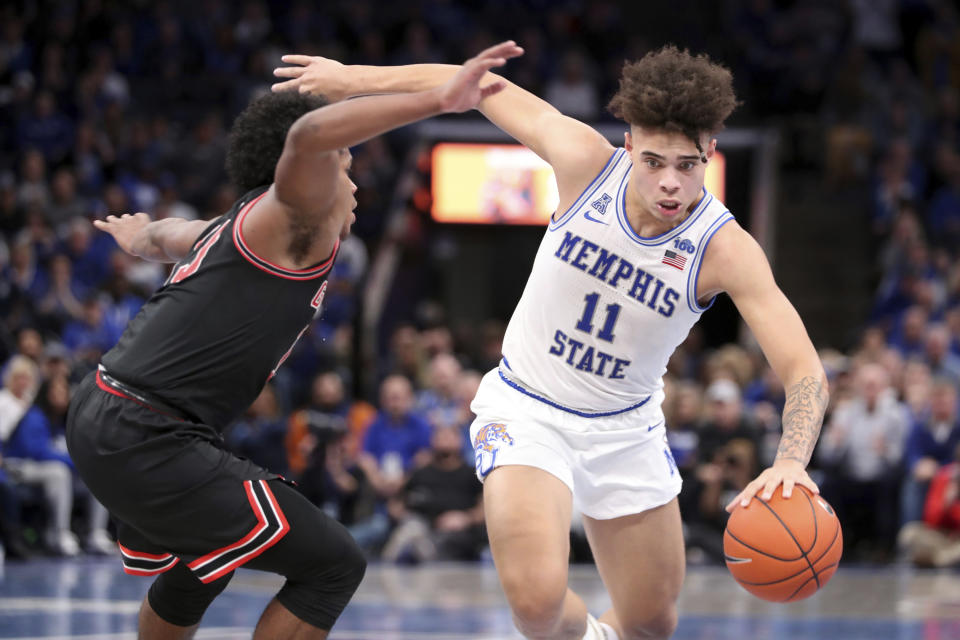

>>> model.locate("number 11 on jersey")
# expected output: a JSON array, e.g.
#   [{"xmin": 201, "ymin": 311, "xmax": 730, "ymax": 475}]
[{"xmin": 575, "ymin": 292, "xmax": 621, "ymax": 342}]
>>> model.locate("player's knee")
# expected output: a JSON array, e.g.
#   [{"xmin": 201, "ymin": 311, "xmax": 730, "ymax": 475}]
[
  {"xmin": 619, "ymin": 602, "xmax": 678, "ymax": 640},
  {"xmin": 275, "ymin": 531, "xmax": 367, "ymax": 630},
  {"xmin": 147, "ymin": 566, "xmax": 233, "ymax": 627},
  {"xmin": 336, "ymin": 536, "xmax": 367, "ymax": 593},
  {"xmin": 501, "ymin": 567, "xmax": 568, "ymax": 637}
]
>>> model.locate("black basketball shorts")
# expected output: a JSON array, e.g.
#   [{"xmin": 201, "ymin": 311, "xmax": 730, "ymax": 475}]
[{"xmin": 67, "ymin": 370, "xmax": 294, "ymax": 583}]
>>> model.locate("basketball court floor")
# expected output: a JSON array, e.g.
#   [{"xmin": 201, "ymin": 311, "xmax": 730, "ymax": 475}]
[{"xmin": 1, "ymin": 557, "xmax": 958, "ymax": 639}]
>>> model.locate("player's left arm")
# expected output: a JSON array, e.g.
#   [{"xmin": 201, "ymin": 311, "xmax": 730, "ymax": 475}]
[{"xmin": 698, "ymin": 223, "xmax": 830, "ymax": 511}]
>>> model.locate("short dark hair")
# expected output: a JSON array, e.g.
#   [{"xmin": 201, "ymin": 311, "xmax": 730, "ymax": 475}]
[
  {"xmin": 225, "ymin": 90, "xmax": 329, "ymax": 194},
  {"xmin": 607, "ymin": 46, "xmax": 739, "ymax": 147}
]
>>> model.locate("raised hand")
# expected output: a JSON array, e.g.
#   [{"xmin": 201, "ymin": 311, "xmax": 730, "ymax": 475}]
[
  {"xmin": 273, "ymin": 55, "xmax": 349, "ymax": 101},
  {"xmin": 436, "ymin": 41, "xmax": 523, "ymax": 113}
]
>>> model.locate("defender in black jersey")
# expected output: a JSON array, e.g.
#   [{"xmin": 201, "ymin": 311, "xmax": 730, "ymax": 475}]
[{"xmin": 66, "ymin": 42, "xmax": 523, "ymax": 639}]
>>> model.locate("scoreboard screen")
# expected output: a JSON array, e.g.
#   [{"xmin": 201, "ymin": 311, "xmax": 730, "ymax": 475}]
[{"xmin": 430, "ymin": 142, "xmax": 725, "ymax": 225}]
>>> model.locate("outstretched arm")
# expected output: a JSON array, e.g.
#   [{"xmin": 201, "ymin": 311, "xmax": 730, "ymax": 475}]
[
  {"xmin": 698, "ymin": 223, "xmax": 829, "ymax": 511},
  {"xmin": 273, "ymin": 41, "xmax": 523, "ymax": 216},
  {"xmin": 272, "ymin": 42, "xmax": 614, "ymax": 203},
  {"xmin": 94, "ymin": 213, "xmax": 215, "ymax": 263}
]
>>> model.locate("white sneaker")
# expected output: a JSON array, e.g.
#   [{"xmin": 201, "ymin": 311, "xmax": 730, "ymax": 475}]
[
  {"xmin": 54, "ymin": 531, "xmax": 80, "ymax": 557},
  {"xmin": 583, "ymin": 614, "xmax": 620, "ymax": 640},
  {"xmin": 86, "ymin": 529, "xmax": 116, "ymax": 555}
]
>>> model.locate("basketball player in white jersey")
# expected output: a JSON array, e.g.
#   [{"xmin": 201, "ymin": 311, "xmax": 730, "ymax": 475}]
[{"xmin": 274, "ymin": 43, "xmax": 829, "ymax": 640}]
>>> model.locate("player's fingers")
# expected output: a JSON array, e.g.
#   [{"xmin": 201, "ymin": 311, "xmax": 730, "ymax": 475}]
[
  {"xmin": 726, "ymin": 493, "xmax": 744, "ymax": 512},
  {"xmin": 479, "ymin": 80, "xmax": 506, "ymax": 100},
  {"xmin": 271, "ymin": 79, "xmax": 300, "ymax": 93},
  {"xmin": 280, "ymin": 54, "xmax": 313, "ymax": 66},
  {"xmin": 273, "ymin": 66, "xmax": 305, "ymax": 78},
  {"xmin": 798, "ymin": 475, "xmax": 820, "ymax": 495},
  {"xmin": 737, "ymin": 480, "xmax": 762, "ymax": 508},
  {"xmin": 781, "ymin": 477, "xmax": 796, "ymax": 499},
  {"xmin": 475, "ymin": 40, "xmax": 514, "ymax": 60},
  {"xmin": 760, "ymin": 478, "xmax": 781, "ymax": 501},
  {"xmin": 482, "ymin": 41, "xmax": 523, "ymax": 61}
]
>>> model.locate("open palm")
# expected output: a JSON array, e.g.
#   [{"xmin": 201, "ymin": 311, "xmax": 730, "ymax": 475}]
[{"xmin": 438, "ymin": 41, "xmax": 523, "ymax": 113}]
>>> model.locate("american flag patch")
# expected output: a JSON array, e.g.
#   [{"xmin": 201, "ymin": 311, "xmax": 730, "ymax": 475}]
[{"xmin": 662, "ymin": 250, "xmax": 687, "ymax": 270}]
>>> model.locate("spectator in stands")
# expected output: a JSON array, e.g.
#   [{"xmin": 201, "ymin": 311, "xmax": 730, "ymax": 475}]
[
  {"xmin": 898, "ymin": 443, "xmax": 960, "ymax": 568},
  {"xmin": 544, "ymin": 49, "xmax": 599, "ymax": 120},
  {"xmin": 35, "ymin": 253, "xmax": 84, "ymax": 332},
  {"xmin": 288, "ymin": 371, "xmax": 376, "ymax": 530},
  {"xmin": 415, "ymin": 352, "xmax": 462, "ymax": 429},
  {"xmin": 888, "ymin": 305, "xmax": 928, "ymax": 358},
  {"xmin": 901, "ymin": 380, "xmax": 960, "ymax": 524},
  {"xmin": 0, "ymin": 356, "xmax": 78, "ymax": 555},
  {"xmin": 382, "ymin": 325, "xmax": 426, "ymax": 387},
  {"xmin": 223, "ymin": 384, "xmax": 288, "ymax": 477},
  {"xmin": 355, "ymin": 374, "xmax": 432, "ymax": 553},
  {"xmin": 287, "ymin": 371, "xmax": 351, "ymax": 480},
  {"xmin": 46, "ymin": 168, "xmax": 87, "ymax": 229},
  {"xmin": 16, "ymin": 149, "xmax": 50, "ymax": 210},
  {"xmin": 664, "ymin": 380, "xmax": 703, "ymax": 476},
  {"xmin": 901, "ymin": 359, "xmax": 933, "ymax": 419},
  {"xmin": 685, "ymin": 437, "xmax": 758, "ymax": 564},
  {"xmin": 819, "ymin": 362, "xmax": 910, "ymax": 560},
  {"xmin": 454, "ymin": 369, "xmax": 483, "ymax": 462},
  {"xmin": 927, "ymin": 151, "xmax": 960, "ymax": 249},
  {"xmin": 61, "ymin": 295, "xmax": 114, "ymax": 367},
  {"xmin": 925, "ymin": 324, "xmax": 960, "ymax": 384},
  {"xmin": 743, "ymin": 364, "xmax": 786, "ymax": 414},
  {"xmin": 381, "ymin": 425, "xmax": 484, "ymax": 563},
  {"xmin": 35, "ymin": 373, "xmax": 114, "ymax": 554},
  {"xmin": 360, "ymin": 374, "xmax": 432, "ymax": 492},
  {"xmin": 8, "ymin": 234, "xmax": 47, "ymax": 302},
  {"xmin": 0, "ymin": 459, "xmax": 31, "ymax": 559},
  {"xmin": 695, "ymin": 379, "xmax": 761, "ymax": 469},
  {"xmin": 321, "ymin": 430, "xmax": 379, "ymax": 537}
]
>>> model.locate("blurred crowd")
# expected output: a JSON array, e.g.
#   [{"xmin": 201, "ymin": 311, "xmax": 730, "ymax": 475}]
[{"xmin": 1, "ymin": 0, "xmax": 959, "ymax": 566}]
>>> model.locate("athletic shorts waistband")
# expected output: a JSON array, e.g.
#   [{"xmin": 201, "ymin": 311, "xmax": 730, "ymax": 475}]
[{"xmin": 496, "ymin": 366, "xmax": 650, "ymax": 418}]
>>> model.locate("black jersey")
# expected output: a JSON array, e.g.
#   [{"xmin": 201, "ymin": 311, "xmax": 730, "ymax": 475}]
[{"xmin": 101, "ymin": 186, "xmax": 337, "ymax": 428}]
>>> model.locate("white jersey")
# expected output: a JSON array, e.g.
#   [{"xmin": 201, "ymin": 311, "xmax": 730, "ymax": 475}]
[{"xmin": 499, "ymin": 147, "xmax": 734, "ymax": 416}]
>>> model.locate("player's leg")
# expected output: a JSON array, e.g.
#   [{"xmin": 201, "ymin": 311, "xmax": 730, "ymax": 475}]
[
  {"xmin": 138, "ymin": 598, "xmax": 197, "ymax": 640},
  {"xmin": 244, "ymin": 479, "xmax": 366, "ymax": 638},
  {"xmin": 252, "ymin": 598, "xmax": 328, "ymax": 640},
  {"xmin": 582, "ymin": 498, "xmax": 685, "ymax": 640},
  {"xmin": 484, "ymin": 465, "xmax": 588, "ymax": 640},
  {"xmin": 138, "ymin": 561, "xmax": 233, "ymax": 640}
]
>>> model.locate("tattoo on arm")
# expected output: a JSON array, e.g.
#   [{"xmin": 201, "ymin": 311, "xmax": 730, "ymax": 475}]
[{"xmin": 775, "ymin": 375, "xmax": 829, "ymax": 466}]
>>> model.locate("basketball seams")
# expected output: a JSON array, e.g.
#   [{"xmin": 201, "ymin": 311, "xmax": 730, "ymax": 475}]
[
  {"xmin": 729, "ymin": 523, "xmax": 841, "ymax": 587},
  {"xmin": 724, "ymin": 529, "xmax": 804, "ymax": 562},
  {"xmin": 809, "ymin": 520, "xmax": 841, "ymax": 568},
  {"xmin": 755, "ymin": 495, "xmax": 821, "ymax": 589},
  {"xmin": 800, "ymin": 489, "xmax": 818, "ymax": 554}
]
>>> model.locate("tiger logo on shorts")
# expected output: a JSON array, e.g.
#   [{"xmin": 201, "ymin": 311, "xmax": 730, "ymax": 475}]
[{"xmin": 474, "ymin": 422, "xmax": 514, "ymax": 479}]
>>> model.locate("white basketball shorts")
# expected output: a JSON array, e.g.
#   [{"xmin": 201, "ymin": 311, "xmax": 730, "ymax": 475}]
[{"xmin": 469, "ymin": 369, "xmax": 682, "ymax": 520}]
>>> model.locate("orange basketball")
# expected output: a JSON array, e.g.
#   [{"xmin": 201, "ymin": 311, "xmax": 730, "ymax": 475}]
[{"xmin": 723, "ymin": 485, "xmax": 843, "ymax": 602}]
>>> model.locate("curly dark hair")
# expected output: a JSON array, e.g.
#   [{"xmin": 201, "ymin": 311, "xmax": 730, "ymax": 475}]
[
  {"xmin": 225, "ymin": 90, "xmax": 329, "ymax": 193},
  {"xmin": 608, "ymin": 46, "xmax": 739, "ymax": 150}
]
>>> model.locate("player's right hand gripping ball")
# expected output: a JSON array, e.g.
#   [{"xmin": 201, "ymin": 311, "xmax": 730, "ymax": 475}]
[{"xmin": 724, "ymin": 485, "xmax": 842, "ymax": 602}]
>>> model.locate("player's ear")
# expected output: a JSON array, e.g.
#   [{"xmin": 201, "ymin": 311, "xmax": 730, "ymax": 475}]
[
  {"xmin": 707, "ymin": 138, "xmax": 718, "ymax": 159},
  {"xmin": 624, "ymin": 131, "xmax": 633, "ymax": 152}
]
